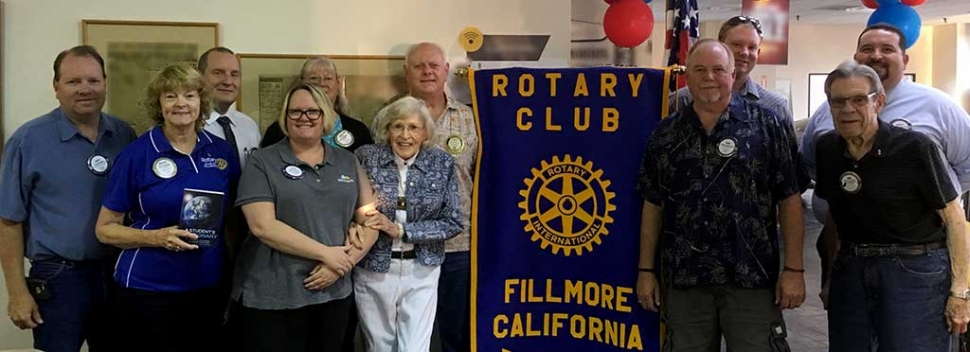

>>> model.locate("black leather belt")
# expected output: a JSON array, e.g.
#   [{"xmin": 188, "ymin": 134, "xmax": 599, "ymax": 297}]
[
  {"xmin": 843, "ymin": 241, "xmax": 946, "ymax": 257},
  {"xmin": 391, "ymin": 250, "xmax": 417, "ymax": 259}
]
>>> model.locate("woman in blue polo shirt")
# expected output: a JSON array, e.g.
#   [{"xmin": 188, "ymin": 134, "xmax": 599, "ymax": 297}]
[{"xmin": 95, "ymin": 64, "xmax": 240, "ymax": 352}]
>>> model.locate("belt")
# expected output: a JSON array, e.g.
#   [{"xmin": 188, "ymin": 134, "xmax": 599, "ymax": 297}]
[
  {"xmin": 843, "ymin": 241, "xmax": 945, "ymax": 257},
  {"xmin": 391, "ymin": 250, "xmax": 417, "ymax": 259}
]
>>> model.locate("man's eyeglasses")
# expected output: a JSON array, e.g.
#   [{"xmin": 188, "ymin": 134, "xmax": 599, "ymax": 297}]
[
  {"xmin": 829, "ymin": 92, "xmax": 878, "ymax": 108},
  {"xmin": 726, "ymin": 15, "xmax": 763, "ymax": 36},
  {"xmin": 286, "ymin": 109, "xmax": 323, "ymax": 120}
]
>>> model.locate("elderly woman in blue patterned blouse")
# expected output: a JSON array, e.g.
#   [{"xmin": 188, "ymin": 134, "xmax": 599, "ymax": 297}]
[{"xmin": 354, "ymin": 96, "xmax": 463, "ymax": 351}]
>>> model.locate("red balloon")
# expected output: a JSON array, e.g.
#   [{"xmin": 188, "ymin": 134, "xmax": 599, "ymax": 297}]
[
  {"xmin": 603, "ymin": 0, "xmax": 655, "ymax": 48},
  {"xmin": 862, "ymin": 0, "xmax": 879, "ymax": 9},
  {"xmin": 901, "ymin": 0, "xmax": 926, "ymax": 5}
]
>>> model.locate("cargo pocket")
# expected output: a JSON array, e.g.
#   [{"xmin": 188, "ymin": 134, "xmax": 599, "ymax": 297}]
[{"xmin": 769, "ymin": 322, "xmax": 791, "ymax": 352}]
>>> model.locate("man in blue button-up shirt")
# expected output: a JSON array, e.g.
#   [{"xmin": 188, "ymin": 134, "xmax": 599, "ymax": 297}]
[
  {"xmin": 635, "ymin": 39, "xmax": 805, "ymax": 352},
  {"xmin": 0, "ymin": 46, "xmax": 136, "ymax": 352}
]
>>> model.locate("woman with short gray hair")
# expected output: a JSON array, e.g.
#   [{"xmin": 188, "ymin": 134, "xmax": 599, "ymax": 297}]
[{"xmin": 354, "ymin": 96, "xmax": 462, "ymax": 351}]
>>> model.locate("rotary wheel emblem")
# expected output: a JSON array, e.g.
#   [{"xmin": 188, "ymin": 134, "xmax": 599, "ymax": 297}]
[{"xmin": 518, "ymin": 154, "xmax": 616, "ymax": 256}]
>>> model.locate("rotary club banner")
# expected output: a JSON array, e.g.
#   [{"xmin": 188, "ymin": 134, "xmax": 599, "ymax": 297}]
[{"xmin": 469, "ymin": 67, "xmax": 670, "ymax": 352}]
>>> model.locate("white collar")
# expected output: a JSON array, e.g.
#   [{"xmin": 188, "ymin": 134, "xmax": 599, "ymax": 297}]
[
  {"xmin": 393, "ymin": 149, "xmax": 419, "ymax": 169},
  {"xmin": 206, "ymin": 102, "xmax": 239, "ymax": 125}
]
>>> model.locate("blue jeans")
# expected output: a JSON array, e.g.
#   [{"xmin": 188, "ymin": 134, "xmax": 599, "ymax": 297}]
[
  {"xmin": 29, "ymin": 259, "xmax": 111, "ymax": 352},
  {"xmin": 829, "ymin": 247, "xmax": 952, "ymax": 352},
  {"xmin": 436, "ymin": 251, "xmax": 470, "ymax": 352}
]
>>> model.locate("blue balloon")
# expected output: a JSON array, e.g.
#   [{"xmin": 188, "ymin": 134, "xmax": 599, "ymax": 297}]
[
  {"xmin": 875, "ymin": 0, "xmax": 900, "ymax": 4},
  {"xmin": 643, "ymin": 0, "xmax": 651, "ymax": 3},
  {"xmin": 868, "ymin": 2, "xmax": 922, "ymax": 49}
]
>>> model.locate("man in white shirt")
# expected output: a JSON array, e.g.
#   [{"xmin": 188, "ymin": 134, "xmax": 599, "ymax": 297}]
[{"xmin": 198, "ymin": 47, "xmax": 261, "ymax": 168}]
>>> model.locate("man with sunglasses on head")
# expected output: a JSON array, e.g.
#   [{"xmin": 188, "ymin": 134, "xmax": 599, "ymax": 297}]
[
  {"xmin": 800, "ymin": 24, "xmax": 970, "ymax": 308},
  {"xmin": 672, "ymin": 15, "xmax": 793, "ymax": 126}
]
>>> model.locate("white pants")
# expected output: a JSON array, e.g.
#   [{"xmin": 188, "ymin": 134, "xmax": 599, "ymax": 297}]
[{"xmin": 354, "ymin": 259, "xmax": 441, "ymax": 352}]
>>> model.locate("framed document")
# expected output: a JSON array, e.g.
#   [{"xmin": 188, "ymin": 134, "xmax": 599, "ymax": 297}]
[
  {"xmin": 82, "ymin": 20, "xmax": 219, "ymax": 134},
  {"xmin": 236, "ymin": 54, "xmax": 407, "ymax": 133}
]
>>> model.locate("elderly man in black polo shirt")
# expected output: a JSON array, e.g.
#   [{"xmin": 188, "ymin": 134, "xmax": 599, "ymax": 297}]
[
  {"xmin": 815, "ymin": 60, "xmax": 970, "ymax": 351},
  {"xmin": 635, "ymin": 38, "xmax": 805, "ymax": 352}
]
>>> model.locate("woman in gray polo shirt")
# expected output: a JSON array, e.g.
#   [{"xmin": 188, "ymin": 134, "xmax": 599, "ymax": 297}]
[
  {"xmin": 232, "ymin": 83, "xmax": 378, "ymax": 351},
  {"xmin": 354, "ymin": 96, "xmax": 463, "ymax": 351}
]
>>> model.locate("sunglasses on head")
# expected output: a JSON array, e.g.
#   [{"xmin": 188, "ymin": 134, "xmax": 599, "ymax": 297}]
[{"xmin": 727, "ymin": 15, "xmax": 763, "ymax": 36}]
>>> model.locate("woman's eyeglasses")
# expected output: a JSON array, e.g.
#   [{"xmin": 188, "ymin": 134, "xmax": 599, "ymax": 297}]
[{"xmin": 286, "ymin": 109, "xmax": 323, "ymax": 120}]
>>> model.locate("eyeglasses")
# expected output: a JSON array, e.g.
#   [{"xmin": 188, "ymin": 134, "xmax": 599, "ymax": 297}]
[
  {"xmin": 829, "ymin": 92, "xmax": 878, "ymax": 108},
  {"xmin": 286, "ymin": 109, "xmax": 323, "ymax": 120},
  {"xmin": 389, "ymin": 124, "xmax": 424, "ymax": 134},
  {"xmin": 726, "ymin": 16, "xmax": 763, "ymax": 36}
]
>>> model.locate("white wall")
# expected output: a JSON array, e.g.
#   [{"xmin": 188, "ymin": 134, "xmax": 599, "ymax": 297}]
[
  {"xmin": 774, "ymin": 23, "xmax": 867, "ymax": 121},
  {"xmin": 0, "ymin": 0, "xmax": 569, "ymax": 348},
  {"xmin": 1, "ymin": 0, "xmax": 570, "ymax": 141}
]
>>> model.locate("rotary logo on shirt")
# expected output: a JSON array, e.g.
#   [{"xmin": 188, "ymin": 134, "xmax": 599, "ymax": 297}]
[
  {"xmin": 201, "ymin": 157, "xmax": 228, "ymax": 170},
  {"xmin": 337, "ymin": 175, "xmax": 355, "ymax": 183}
]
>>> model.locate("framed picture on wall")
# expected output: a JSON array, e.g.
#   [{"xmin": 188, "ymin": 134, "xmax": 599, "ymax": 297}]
[
  {"xmin": 808, "ymin": 73, "xmax": 828, "ymax": 118},
  {"xmin": 905, "ymin": 73, "xmax": 916, "ymax": 82},
  {"xmin": 82, "ymin": 20, "xmax": 219, "ymax": 134},
  {"xmin": 236, "ymin": 54, "xmax": 407, "ymax": 133}
]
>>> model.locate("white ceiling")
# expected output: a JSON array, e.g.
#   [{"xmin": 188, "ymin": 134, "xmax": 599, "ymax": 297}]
[
  {"xmin": 576, "ymin": 0, "xmax": 970, "ymax": 25},
  {"xmin": 697, "ymin": 0, "xmax": 970, "ymax": 25}
]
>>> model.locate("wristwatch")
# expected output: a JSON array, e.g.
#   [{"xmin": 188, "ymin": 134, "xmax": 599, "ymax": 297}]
[{"xmin": 951, "ymin": 289, "xmax": 969, "ymax": 300}]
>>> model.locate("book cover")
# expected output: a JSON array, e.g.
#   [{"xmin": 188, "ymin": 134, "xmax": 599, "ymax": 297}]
[{"xmin": 178, "ymin": 188, "xmax": 225, "ymax": 247}]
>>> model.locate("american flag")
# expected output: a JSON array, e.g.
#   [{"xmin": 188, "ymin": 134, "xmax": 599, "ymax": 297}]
[{"xmin": 665, "ymin": 0, "xmax": 699, "ymax": 90}]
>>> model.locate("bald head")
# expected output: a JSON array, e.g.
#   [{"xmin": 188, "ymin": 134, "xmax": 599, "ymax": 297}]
[
  {"xmin": 686, "ymin": 38, "xmax": 736, "ymax": 106},
  {"xmin": 687, "ymin": 39, "xmax": 735, "ymax": 69},
  {"xmin": 405, "ymin": 42, "xmax": 449, "ymax": 98}
]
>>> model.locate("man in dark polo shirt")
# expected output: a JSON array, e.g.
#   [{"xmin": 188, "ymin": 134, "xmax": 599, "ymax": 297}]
[
  {"xmin": 815, "ymin": 60, "xmax": 969, "ymax": 351},
  {"xmin": 635, "ymin": 38, "xmax": 805, "ymax": 352}
]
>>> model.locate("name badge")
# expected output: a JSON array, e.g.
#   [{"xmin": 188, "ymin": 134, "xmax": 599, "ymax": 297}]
[
  {"xmin": 283, "ymin": 165, "xmax": 304, "ymax": 180},
  {"xmin": 840, "ymin": 171, "xmax": 862, "ymax": 194},
  {"xmin": 335, "ymin": 130, "xmax": 355, "ymax": 148},
  {"xmin": 87, "ymin": 154, "xmax": 109, "ymax": 176},
  {"xmin": 152, "ymin": 158, "xmax": 177, "ymax": 179},
  {"xmin": 889, "ymin": 119, "xmax": 912, "ymax": 130},
  {"xmin": 717, "ymin": 138, "xmax": 738, "ymax": 158},
  {"xmin": 445, "ymin": 135, "xmax": 465, "ymax": 155}
]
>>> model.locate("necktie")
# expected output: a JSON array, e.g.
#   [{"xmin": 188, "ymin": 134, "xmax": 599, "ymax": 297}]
[{"xmin": 216, "ymin": 116, "xmax": 240, "ymax": 160}]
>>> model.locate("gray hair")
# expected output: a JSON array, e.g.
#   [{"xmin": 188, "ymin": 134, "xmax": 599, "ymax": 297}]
[
  {"xmin": 686, "ymin": 38, "xmax": 735, "ymax": 70},
  {"xmin": 372, "ymin": 96, "xmax": 436, "ymax": 146},
  {"xmin": 299, "ymin": 56, "xmax": 352, "ymax": 116},
  {"xmin": 824, "ymin": 60, "xmax": 885, "ymax": 97}
]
